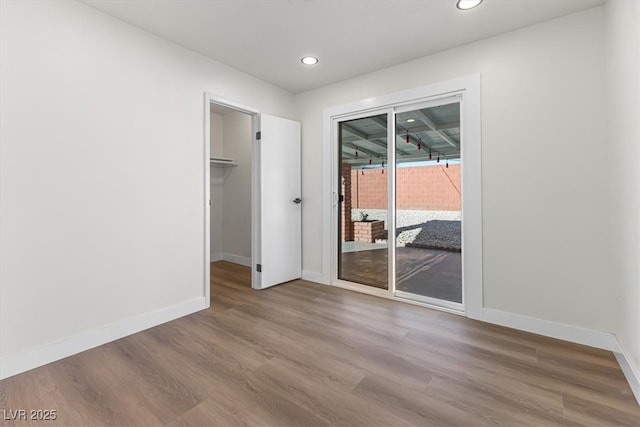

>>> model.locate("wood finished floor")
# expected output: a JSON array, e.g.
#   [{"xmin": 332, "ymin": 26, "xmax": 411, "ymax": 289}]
[{"xmin": 1, "ymin": 261, "xmax": 639, "ymax": 426}]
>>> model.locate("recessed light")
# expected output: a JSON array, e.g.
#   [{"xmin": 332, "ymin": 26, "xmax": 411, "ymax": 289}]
[
  {"xmin": 456, "ymin": 0, "xmax": 483, "ymax": 10},
  {"xmin": 301, "ymin": 56, "xmax": 318, "ymax": 65},
  {"xmin": 406, "ymin": 118, "xmax": 415, "ymax": 123}
]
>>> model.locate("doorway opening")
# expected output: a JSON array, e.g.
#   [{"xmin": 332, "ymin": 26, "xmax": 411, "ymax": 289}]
[
  {"xmin": 204, "ymin": 93, "xmax": 303, "ymax": 299},
  {"xmin": 327, "ymin": 76, "xmax": 482, "ymax": 316},
  {"xmin": 207, "ymin": 98, "xmax": 257, "ymax": 300},
  {"xmin": 338, "ymin": 102, "xmax": 462, "ymax": 307}
]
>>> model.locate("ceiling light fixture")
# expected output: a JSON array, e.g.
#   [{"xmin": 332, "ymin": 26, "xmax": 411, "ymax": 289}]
[
  {"xmin": 406, "ymin": 118, "xmax": 415, "ymax": 123},
  {"xmin": 456, "ymin": 0, "xmax": 483, "ymax": 10},
  {"xmin": 301, "ymin": 56, "xmax": 318, "ymax": 65}
]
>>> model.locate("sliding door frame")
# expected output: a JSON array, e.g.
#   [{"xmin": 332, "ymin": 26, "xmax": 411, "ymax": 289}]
[
  {"xmin": 393, "ymin": 96, "xmax": 465, "ymax": 312},
  {"xmin": 333, "ymin": 108, "xmax": 395, "ymax": 298},
  {"xmin": 323, "ymin": 75, "xmax": 483, "ymax": 319}
]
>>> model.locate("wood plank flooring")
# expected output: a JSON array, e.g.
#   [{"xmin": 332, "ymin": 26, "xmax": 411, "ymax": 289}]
[{"xmin": 1, "ymin": 261, "xmax": 639, "ymax": 426}]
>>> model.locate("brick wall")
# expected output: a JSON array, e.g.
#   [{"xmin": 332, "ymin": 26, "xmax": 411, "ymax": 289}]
[
  {"xmin": 341, "ymin": 163, "xmax": 353, "ymax": 241},
  {"xmin": 350, "ymin": 164, "xmax": 461, "ymax": 211},
  {"xmin": 353, "ymin": 220, "xmax": 386, "ymax": 243}
]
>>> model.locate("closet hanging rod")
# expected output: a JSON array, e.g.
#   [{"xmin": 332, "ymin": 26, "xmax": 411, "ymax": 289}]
[{"xmin": 210, "ymin": 157, "xmax": 238, "ymax": 167}]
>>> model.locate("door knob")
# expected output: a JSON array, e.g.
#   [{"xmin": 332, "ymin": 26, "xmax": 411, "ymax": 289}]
[{"xmin": 293, "ymin": 198, "xmax": 302, "ymax": 204}]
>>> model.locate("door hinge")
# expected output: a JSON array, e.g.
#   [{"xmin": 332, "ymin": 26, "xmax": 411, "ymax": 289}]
[
  {"xmin": 256, "ymin": 131, "xmax": 261, "ymax": 140},
  {"xmin": 256, "ymin": 264, "xmax": 262, "ymax": 272}
]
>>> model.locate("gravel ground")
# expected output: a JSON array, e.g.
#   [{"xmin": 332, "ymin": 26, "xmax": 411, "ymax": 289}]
[{"xmin": 352, "ymin": 209, "xmax": 461, "ymax": 250}]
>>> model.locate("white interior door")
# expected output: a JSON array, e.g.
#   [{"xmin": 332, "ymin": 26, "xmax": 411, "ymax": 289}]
[{"xmin": 255, "ymin": 114, "xmax": 301, "ymax": 289}]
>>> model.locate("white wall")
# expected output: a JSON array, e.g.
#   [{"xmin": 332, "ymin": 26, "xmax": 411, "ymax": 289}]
[
  {"xmin": 0, "ymin": 0, "xmax": 294, "ymax": 371},
  {"xmin": 210, "ymin": 112, "xmax": 225, "ymax": 258},
  {"xmin": 295, "ymin": 7, "xmax": 613, "ymax": 332},
  {"xmin": 606, "ymin": 0, "xmax": 640, "ymax": 386},
  {"xmin": 221, "ymin": 112, "xmax": 253, "ymax": 261},
  {"xmin": 210, "ymin": 113, "xmax": 225, "ymax": 157}
]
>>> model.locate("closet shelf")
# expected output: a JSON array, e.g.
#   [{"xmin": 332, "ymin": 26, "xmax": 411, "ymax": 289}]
[{"xmin": 210, "ymin": 157, "xmax": 237, "ymax": 167}]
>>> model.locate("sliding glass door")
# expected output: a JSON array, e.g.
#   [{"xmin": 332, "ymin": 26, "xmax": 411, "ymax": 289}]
[
  {"xmin": 394, "ymin": 102, "xmax": 462, "ymax": 309},
  {"xmin": 337, "ymin": 113, "xmax": 389, "ymax": 289},
  {"xmin": 334, "ymin": 98, "xmax": 463, "ymax": 311}
]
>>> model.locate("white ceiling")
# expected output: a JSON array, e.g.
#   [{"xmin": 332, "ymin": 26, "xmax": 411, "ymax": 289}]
[{"xmin": 83, "ymin": 0, "xmax": 605, "ymax": 94}]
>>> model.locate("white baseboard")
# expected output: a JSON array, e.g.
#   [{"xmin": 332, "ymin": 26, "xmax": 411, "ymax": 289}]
[
  {"xmin": 481, "ymin": 308, "xmax": 619, "ymax": 351},
  {"xmin": 0, "ymin": 296, "xmax": 207, "ymax": 380},
  {"xmin": 222, "ymin": 253, "xmax": 251, "ymax": 267},
  {"xmin": 302, "ymin": 269, "xmax": 327, "ymax": 285},
  {"xmin": 615, "ymin": 348, "xmax": 640, "ymax": 406},
  {"xmin": 210, "ymin": 252, "xmax": 250, "ymax": 267}
]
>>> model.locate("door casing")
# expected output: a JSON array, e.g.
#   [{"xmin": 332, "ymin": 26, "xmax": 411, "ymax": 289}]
[{"xmin": 203, "ymin": 94, "xmax": 260, "ymax": 302}]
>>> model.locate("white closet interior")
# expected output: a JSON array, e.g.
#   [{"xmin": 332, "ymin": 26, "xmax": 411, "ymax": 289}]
[{"xmin": 210, "ymin": 108, "xmax": 252, "ymax": 266}]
